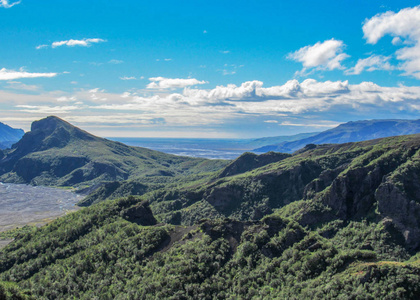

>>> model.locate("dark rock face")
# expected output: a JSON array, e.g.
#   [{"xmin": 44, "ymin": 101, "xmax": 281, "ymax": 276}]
[
  {"xmin": 122, "ymin": 201, "xmax": 157, "ymax": 226},
  {"xmin": 376, "ymin": 182, "xmax": 420, "ymax": 251},
  {"xmin": 322, "ymin": 166, "xmax": 383, "ymax": 220},
  {"xmin": 14, "ymin": 156, "xmax": 88, "ymax": 182}
]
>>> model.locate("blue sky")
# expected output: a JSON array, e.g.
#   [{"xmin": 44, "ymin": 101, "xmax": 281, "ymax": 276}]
[{"xmin": 1, "ymin": 0, "xmax": 420, "ymax": 138}]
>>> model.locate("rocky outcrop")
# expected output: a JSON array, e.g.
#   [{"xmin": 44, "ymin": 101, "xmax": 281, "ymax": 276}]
[
  {"xmin": 376, "ymin": 182, "xmax": 420, "ymax": 251},
  {"xmin": 121, "ymin": 201, "xmax": 157, "ymax": 226}
]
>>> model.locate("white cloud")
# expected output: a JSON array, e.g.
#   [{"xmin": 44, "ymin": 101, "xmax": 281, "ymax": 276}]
[
  {"xmin": 56, "ymin": 96, "xmax": 77, "ymax": 102},
  {"xmin": 147, "ymin": 77, "xmax": 208, "ymax": 89},
  {"xmin": 16, "ymin": 105, "xmax": 80, "ymax": 114},
  {"xmin": 0, "ymin": 0, "xmax": 20, "ymax": 8},
  {"xmin": 220, "ymin": 50, "xmax": 230, "ymax": 54},
  {"xmin": 37, "ymin": 38, "xmax": 106, "ymax": 49},
  {"xmin": 346, "ymin": 55, "xmax": 394, "ymax": 75},
  {"xmin": 363, "ymin": 6, "xmax": 420, "ymax": 79},
  {"xmin": 0, "ymin": 68, "xmax": 57, "ymax": 80},
  {"xmin": 6, "ymin": 81, "xmax": 40, "ymax": 91},
  {"xmin": 287, "ymin": 39, "xmax": 349, "ymax": 71},
  {"xmin": 2, "ymin": 79, "xmax": 420, "ymax": 135},
  {"xmin": 35, "ymin": 44, "xmax": 48, "ymax": 50},
  {"xmin": 120, "ymin": 76, "xmax": 136, "ymax": 80},
  {"xmin": 88, "ymin": 88, "xmax": 106, "ymax": 93},
  {"xmin": 109, "ymin": 59, "xmax": 123, "ymax": 64},
  {"xmin": 121, "ymin": 92, "xmax": 131, "ymax": 98}
]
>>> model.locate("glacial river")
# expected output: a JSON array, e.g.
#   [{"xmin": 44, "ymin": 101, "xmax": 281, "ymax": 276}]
[{"xmin": 0, "ymin": 182, "xmax": 83, "ymax": 232}]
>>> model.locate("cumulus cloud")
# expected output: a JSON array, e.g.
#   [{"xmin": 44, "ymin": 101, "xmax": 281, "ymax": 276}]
[
  {"xmin": 120, "ymin": 76, "xmax": 136, "ymax": 80},
  {"xmin": 184, "ymin": 79, "xmax": 350, "ymax": 102},
  {"xmin": 287, "ymin": 39, "xmax": 349, "ymax": 71},
  {"xmin": 0, "ymin": 68, "xmax": 57, "ymax": 80},
  {"xmin": 0, "ymin": 0, "xmax": 20, "ymax": 8},
  {"xmin": 2, "ymin": 79, "xmax": 420, "ymax": 134},
  {"xmin": 37, "ymin": 38, "xmax": 106, "ymax": 49},
  {"xmin": 346, "ymin": 55, "xmax": 394, "ymax": 75},
  {"xmin": 56, "ymin": 96, "xmax": 77, "ymax": 102},
  {"xmin": 146, "ymin": 77, "xmax": 208, "ymax": 89},
  {"xmin": 363, "ymin": 6, "xmax": 420, "ymax": 79}
]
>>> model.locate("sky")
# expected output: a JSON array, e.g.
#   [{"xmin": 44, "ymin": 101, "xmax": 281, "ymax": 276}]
[{"xmin": 1, "ymin": 0, "xmax": 420, "ymax": 138}]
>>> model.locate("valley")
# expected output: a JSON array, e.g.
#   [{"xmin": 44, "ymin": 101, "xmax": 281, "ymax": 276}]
[
  {"xmin": 0, "ymin": 183, "xmax": 82, "ymax": 233},
  {"xmin": 2, "ymin": 117, "xmax": 420, "ymax": 299}
]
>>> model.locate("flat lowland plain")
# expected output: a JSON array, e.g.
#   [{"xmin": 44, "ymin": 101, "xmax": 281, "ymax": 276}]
[{"xmin": 0, "ymin": 183, "xmax": 82, "ymax": 233}]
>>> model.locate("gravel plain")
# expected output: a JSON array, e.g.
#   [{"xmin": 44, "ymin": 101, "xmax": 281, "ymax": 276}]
[{"xmin": 0, "ymin": 182, "xmax": 82, "ymax": 233}]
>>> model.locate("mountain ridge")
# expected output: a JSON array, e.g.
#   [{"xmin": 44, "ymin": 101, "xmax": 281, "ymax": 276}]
[
  {"xmin": 255, "ymin": 118, "xmax": 420, "ymax": 153},
  {"xmin": 0, "ymin": 121, "xmax": 24, "ymax": 150},
  {"xmin": 0, "ymin": 116, "xmax": 228, "ymax": 188}
]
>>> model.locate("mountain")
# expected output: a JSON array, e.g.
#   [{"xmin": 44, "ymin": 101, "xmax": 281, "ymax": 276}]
[
  {"xmin": 0, "ymin": 116, "xmax": 228, "ymax": 188},
  {"xmin": 0, "ymin": 122, "xmax": 24, "ymax": 150},
  {"xmin": 238, "ymin": 131, "xmax": 320, "ymax": 150},
  {"xmin": 2, "ymin": 133, "xmax": 420, "ymax": 298},
  {"xmin": 255, "ymin": 119, "xmax": 420, "ymax": 153}
]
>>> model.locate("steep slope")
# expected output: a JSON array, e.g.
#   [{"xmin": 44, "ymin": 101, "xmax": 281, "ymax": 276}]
[
  {"xmin": 255, "ymin": 119, "xmax": 420, "ymax": 153},
  {"xmin": 0, "ymin": 116, "xmax": 227, "ymax": 188},
  {"xmin": 141, "ymin": 134, "xmax": 420, "ymax": 250},
  {"xmin": 0, "ymin": 122, "xmax": 24, "ymax": 150},
  {"xmin": 83, "ymin": 133, "xmax": 420, "ymax": 252}
]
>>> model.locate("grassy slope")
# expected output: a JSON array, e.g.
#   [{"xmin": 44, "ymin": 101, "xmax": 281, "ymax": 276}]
[{"xmin": 0, "ymin": 116, "xmax": 228, "ymax": 189}]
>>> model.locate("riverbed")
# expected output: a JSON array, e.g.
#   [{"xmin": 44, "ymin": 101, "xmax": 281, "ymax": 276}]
[{"xmin": 0, "ymin": 182, "xmax": 83, "ymax": 232}]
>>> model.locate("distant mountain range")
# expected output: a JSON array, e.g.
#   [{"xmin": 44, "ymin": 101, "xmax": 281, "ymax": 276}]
[
  {"xmin": 254, "ymin": 119, "xmax": 420, "ymax": 153},
  {"xmin": 0, "ymin": 122, "xmax": 24, "ymax": 150},
  {"xmin": 238, "ymin": 131, "xmax": 320, "ymax": 149}
]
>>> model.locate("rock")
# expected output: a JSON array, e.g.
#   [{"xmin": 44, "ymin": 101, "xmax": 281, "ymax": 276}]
[{"xmin": 121, "ymin": 201, "xmax": 157, "ymax": 226}]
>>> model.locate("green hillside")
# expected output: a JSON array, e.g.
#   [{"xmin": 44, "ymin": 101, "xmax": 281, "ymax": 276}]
[
  {"xmin": 1, "ymin": 133, "xmax": 420, "ymax": 298},
  {"xmin": 0, "ymin": 116, "xmax": 227, "ymax": 189}
]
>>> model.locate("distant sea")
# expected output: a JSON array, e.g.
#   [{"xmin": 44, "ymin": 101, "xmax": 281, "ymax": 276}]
[{"xmin": 109, "ymin": 138, "xmax": 255, "ymax": 160}]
